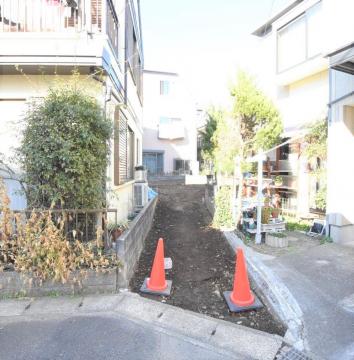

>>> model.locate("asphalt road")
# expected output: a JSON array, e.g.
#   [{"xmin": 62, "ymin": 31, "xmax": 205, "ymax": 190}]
[
  {"xmin": 0, "ymin": 293, "xmax": 283, "ymax": 360},
  {"xmin": 0, "ymin": 313, "xmax": 229, "ymax": 360}
]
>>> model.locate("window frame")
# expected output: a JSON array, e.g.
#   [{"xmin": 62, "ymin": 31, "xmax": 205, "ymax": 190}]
[
  {"xmin": 276, "ymin": 1, "xmax": 322, "ymax": 73},
  {"xmin": 114, "ymin": 110, "xmax": 135, "ymax": 186},
  {"xmin": 160, "ymin": 80, "xmax": 170, "ymax": 95}
]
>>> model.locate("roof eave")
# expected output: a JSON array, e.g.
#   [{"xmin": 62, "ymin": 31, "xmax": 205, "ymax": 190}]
[{"xmin": 252, "ymin": 0, "xmax": 304, "ymax": 37}]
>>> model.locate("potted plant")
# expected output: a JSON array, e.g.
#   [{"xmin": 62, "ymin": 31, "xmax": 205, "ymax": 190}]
[
  {"xmin": 274, "ymin": 175, "xmax": 283, "ymax": 187},
  {"xmin": 261, "ymin": 207, "xmax": 272, "ymax": 224},
  {"xmin": 271, "ymin": 207, "xmax": 280, "ymax": 218},
  {"xmin": 266, "ymin": 232, "xmax": 288, "ymax": 248},
  {"xmin": 108, "ymin": 222, "xmax": 128, "ymax": 242}
]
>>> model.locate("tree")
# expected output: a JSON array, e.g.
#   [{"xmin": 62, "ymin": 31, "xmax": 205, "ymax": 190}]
[
  {"xmin": 200, "ymin": 108, "xmax": 218, "ymax": 163},
  {"xmin": 230, "ymin": 71, "xmax": 283, "ymax": 224},
  {"xmin": 212, "ymin": 115, "xmax": 241, "ymax": 175},
  {"xmin": 305, "ymin": 118, "xmax": 328, "ymax": 211},
  {"xmin": 19, "ymin": 86, "xmax": 112, "ymax": 209},
  {"xmin": 231, "ymin": 71, "xmax": 283, "ymax": 153}
]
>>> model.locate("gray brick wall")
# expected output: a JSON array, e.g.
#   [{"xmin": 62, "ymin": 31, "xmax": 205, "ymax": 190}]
[
  {"xmin": 0, "ymin": 269, "xmax": 118, "ymax": 298},
  {"xmin": 116, "ymin": 196, "xmax": 157, "ymax": 288}
]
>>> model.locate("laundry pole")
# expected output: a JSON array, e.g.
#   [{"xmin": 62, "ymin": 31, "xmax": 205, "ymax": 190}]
[{"xmin": 255, "ymin": 154, "xmax": 264, "ymax": 245}]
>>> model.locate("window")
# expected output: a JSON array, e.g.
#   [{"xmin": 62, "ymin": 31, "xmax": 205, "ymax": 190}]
[
  {"xmin": 136, "ymin": 138, "xmax": 140, "ymax": 165},
  {"xmin": 307, "ymin": 2, "xmax": 322, "ymax": 58},
  {"xmin": 277, "ymin": 1, "xmax": 322, "ymax": 72},
  {"xmin": 127, "ymin": 126, "xmax": 135, "ymax": 180},
  {"xmin": 114, "ymin": 110, "xmax": 135, "ymax": 185},
  {"xmin": 107, "ymin": 0, "xmax": 119, "ymax": 56},
  {"xmin": 279, "ymin": 142, "xmax": 290, "ymax": 160},
  {"xmin": 143, "ymin": 151, "xmax": 164, "ymax": 175},
  {"xmin": 174, "ymin": 159, "xmax": 191, "ymax": 174},
  {"xmin": 126, "ymin": 4, "xmax": 143, "ymax": 101},
  {"xmin": 160, "ymin": 80, "xmax": 170, "ymax": 95}
]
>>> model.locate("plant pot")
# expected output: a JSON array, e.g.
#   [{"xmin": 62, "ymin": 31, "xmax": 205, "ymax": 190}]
[
  {"xmin": 111, "ymin": 228, "xmax": 123, "ymax": 241},
  {"xmin": 271, "ymin": 208, "xmax": 280, "ymax": 218},
  {"xmin": 274, "ymin": 181, "xmax": 283, "ymax": 187},
  {"xmin": 265, "ymin": 234, "xmax": 288, "ymax": 248}
]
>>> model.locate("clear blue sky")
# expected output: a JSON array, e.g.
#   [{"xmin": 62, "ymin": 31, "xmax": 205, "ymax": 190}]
[{"xmin": 141, "ymin": 0, "xmax": 287, "ymax": 107}]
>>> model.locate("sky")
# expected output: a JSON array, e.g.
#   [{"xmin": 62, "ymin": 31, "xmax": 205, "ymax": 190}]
[{"xmin": 141, "ymin": 0, "xmax": 288, "ymax": 108}]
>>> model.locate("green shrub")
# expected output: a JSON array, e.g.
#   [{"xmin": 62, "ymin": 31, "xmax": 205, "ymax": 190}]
[
  {"xmin": 315, "ymin": 186, "xmax": 327, "ymax": 211},
  {"xmin": 320, "ymin": 235, "xmax": 333, "ymax": 245},
  {"xmin": 268, "ymin": 232, "xmax": 286, "ymax": 238},
  {"xmin": 213, "ymin": 186, "xmax": 234, "ymax": 229},
  {"xmin": 0, "ymin": 180, "xmax": 120, "ymax": 284},
  {"xmin": 19, "ymin": 85, "xmax": 112, "ymax": 209},
  {"xmin": 286, "ymin": 220, "xmax": 311, "ymax": 232}
]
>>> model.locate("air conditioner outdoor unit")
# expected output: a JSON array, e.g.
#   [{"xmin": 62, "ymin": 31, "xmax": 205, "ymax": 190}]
[{"xmin": 134, "ymin": 183, "xmax": 148, "ymax": 208}]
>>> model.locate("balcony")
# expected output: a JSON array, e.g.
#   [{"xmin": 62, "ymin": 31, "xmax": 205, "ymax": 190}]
[
  {"xmin": 246, "ymin": 175, "xmax": 297, "ymax": 191},
  {"xmin": 158, "ymin": 118, "xmax": 185, "ymax": 140},
  {"xmin": 0, "ymin": 0, "xmax": 103, "ymax": 33},
  {"xmin": 267, "ymin": 159, "xmax": 298, "ymax": 174},
  {"xmin": 0, "ymin": 0, "xmax": 119, "ymax": 70}
]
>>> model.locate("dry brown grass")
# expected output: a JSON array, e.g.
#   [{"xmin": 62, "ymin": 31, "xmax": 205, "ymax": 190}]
[{"xmin": 0, "ymin": 180, "xmax": 120, "ymax": 285}]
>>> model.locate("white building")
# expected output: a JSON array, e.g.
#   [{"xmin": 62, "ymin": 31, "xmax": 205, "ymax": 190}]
[
  {"xmin": 251, "ymin": 0, "xmax": 329, "ymax": 217},
  {"xmin": 326, "ymin": 45, "xmax": 354, "ymax": 243},
  {"xmin": 0, "ymin": 0, "xmax": 143, "ymax": 222},
  {"xmin": 252, "ymin": 0, "xmax": 354, "ymax": 243},
  {"xmin": 142, "ymin": 70, "xmax": 198, "ymax": 176}
]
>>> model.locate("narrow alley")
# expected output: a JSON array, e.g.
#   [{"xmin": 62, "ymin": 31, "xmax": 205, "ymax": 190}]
[{"xmin": 130, "ymin": 180, "xmax": 285, "ymax": 336}]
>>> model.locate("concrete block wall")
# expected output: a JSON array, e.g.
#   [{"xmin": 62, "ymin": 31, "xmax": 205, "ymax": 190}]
[
  {"xmin": 0, "ymin": 269, "xmax": 118, "ymax": 298},
  {"xmin": 205, "ymin": 186, "xmax": 215, "ymax": 216},
  {"xmin": 116, "ymin": 196, "xmax": 158, "ymax": 288}
]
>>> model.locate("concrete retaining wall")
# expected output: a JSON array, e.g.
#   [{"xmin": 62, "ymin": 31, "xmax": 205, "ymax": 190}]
[
  {"xmin": 205, "ymin": 185, "xmax": 215, "ymax": 216},
  {"xmin": 0, "ymin": 269, "xmax": 118, "ymax": 298},
  {"xmin": 116, "ymin": 196, "xmax": 158, "ymax": 288}
]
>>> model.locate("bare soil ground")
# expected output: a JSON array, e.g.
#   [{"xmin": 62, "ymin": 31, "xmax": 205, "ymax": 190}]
[{"xmin": 130, "ymin": 181, "xmax": 286, "ymax": 336}]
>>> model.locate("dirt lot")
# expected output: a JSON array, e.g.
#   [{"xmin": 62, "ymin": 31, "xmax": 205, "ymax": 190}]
[{"xmin": 130, "ymin": 181, "xmax": 286, "ymax": 336}]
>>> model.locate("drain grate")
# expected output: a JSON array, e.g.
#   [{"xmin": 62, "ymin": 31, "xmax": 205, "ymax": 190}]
[{"xmin": 276, "ymin": 345, "xmax": 312, "ymax": 360}]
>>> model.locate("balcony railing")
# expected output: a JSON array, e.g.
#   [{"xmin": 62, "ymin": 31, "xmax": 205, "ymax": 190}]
[
  {"xmin": 246, "ymin": 175, "xmax": 298, "ymax": 190},
  {"xmin": 0, "ymin": 0, "xmax": 102, "ymax": 33},
  {"xmin": 270, "ymin": 175, "xmax": 297, "ymax": 190}
]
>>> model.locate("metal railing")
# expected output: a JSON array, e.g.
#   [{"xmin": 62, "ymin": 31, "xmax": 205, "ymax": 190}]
[
  {"xmin": 12, "ymin": 208, "xmax": 118, "ymax": 250},
  {"xmin": 270, "ymin": 175, "xmax": 297, "ymax": 189},
  {"xmin": 0, "ymin": 0, "xmax": 102, "ymax": 33}
]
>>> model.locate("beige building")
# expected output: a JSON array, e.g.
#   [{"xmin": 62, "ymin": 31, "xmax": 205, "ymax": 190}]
[
  {"xmin": 252, "ymin": 0, "xmax": 330, "ymax": 217},
  {"xmin": 142, "ymin": 70, "xmax": 198, "ymax": 176},
  {"xmin": 0, "ymin": 0, "xmax": 143, "ymax": 222},
  {"xmin": 252, "ymin": 0, "xmax": 354, "ymax": 244}
]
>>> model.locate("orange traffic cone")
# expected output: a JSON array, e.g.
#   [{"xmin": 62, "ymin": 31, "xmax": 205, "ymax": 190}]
[
  {"xmin": 140, "ymin": 238, "xmax": 172, "ymax": 296},
  {"xmin": 223, "ymin": 248, "xmax": 263, "ymax": 312}
]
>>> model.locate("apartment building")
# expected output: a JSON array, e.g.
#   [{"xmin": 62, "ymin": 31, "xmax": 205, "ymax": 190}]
[
  {"xmin": 142, "ymin": 70, "xmax": 198, "ymax": 176},
  {"xmin": 252, "ymin": 0, "xmax": 354, "ymax": 244},
  {"xmin": 0, "ymin": 0, "xmax": 143, "ymax": 221},
  {"xmin": 325, "ymin": 1, "xmax": 354, "ymax": 244},
  {"xmin": 252, "ymin": 0, "xmax": 329, "ymax": 217}
]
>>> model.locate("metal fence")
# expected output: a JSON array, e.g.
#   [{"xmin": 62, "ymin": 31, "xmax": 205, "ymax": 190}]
[
  {"xmin": 0, "ymin": 0, "xmax": 103, "ymax": 33},
  {"xmin": 12, "ymin": 208, "xmax": 118, "ymax": 250}
]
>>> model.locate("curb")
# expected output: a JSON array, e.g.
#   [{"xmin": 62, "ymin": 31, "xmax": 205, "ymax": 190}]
[
  {"xmin": 0, "ymin": 291, "xmax": 283, "ymax": 360},
  {"xmin": 222, "ymin": 231, "xmax": 308, "ymax": 352}
]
